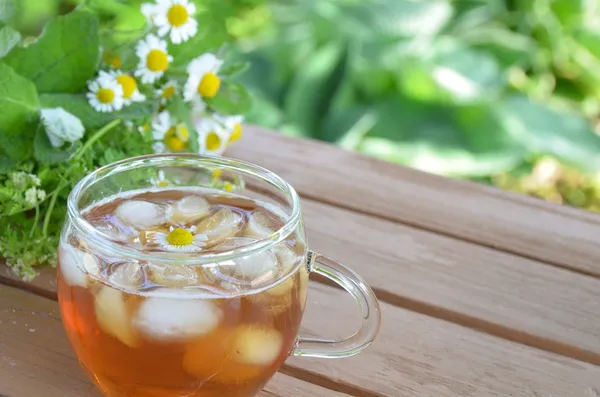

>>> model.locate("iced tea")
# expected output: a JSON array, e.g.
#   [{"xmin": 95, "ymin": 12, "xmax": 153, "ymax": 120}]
[{"xmin": 57, "ymin": 188, "xmax": 309, "ymax": 397}]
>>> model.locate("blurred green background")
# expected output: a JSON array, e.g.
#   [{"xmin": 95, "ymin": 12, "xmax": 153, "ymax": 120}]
[{"xmin": 8, "ymin": 0, "xmax": 600, "ymax": 212}]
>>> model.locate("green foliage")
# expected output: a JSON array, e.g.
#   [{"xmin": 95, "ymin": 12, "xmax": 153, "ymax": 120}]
[
  {"xmin": 4, "ymin": 11, "xmax": 100, "ymax": 93},
  {"xmin": 234, "ymin": 0, "xmax": 600, "ymax": 209}
]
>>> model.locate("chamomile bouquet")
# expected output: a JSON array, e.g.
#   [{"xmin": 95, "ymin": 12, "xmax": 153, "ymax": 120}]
[{"xmin": 0, "ymin": 0, "xmax": 252, "ymax": 278}]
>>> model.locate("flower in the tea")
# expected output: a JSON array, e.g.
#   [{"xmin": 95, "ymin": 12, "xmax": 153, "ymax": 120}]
[
  {"xmin": 184, "ymin": 53, "xmax": 223, "ymax": 102},
  {"xmin": 151, "ymin": 111, "xmax": 191, "ymax": 153},
  {"xmin": 144, "ymin": 0, "xmax": 198, "ymax": 44},
  {"xmin": 109, "ymin": 70, "xmax": 146, "ymax": 105},
  {"xmin": 153, "ymin": 225, "xmax": 208, "ymax": 252},
  {"xmin": 215, "ymin": 114, "xmax": 244, "ymax": 144},
  {"xmin": 156, "ymin": 80, "xmax": 178, "ymax": 105},
  {"xmin": 195, "ymin": 117, "xmax": 229, "ymax": 155},
  {"xmin": 135, "ymin": 34, "xmax": 173, "ymax": 84},
  {"xmin": 87, "ymin": 73, "xmax": 125, "ymax": 112}
]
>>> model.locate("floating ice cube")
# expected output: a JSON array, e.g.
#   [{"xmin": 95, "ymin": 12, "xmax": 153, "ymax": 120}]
[
  {"xmin": 216, "ymin": 237, "xmax": 279, "ymax": 282},
  {"xmin": 134, "ymin": 297, "xmax": 221, "ymax": 340},
  {"xmin": 115, "ymin": 200, "xmax": 169, "ymax": 229},
  {"xmin": 148, "ymin": 263, "xmax": 201, "ymax": 288},
  {"xmin": 96, "ymin": 222, "xmax": 136, "ymax": 243},
  {"xmin": 243, "ymin": 211, "xmax": 278, "ymax": 239},
  {"xmin": 298, "ymin": 266, "xmax": 310, "ymax": 311},
  {"xmin": 58, "ymin": 243, "xmax": 98, "ymax": 288},
  {"xmin": 271, "ymin": 245, "xmax": 298, "ymax": 273},
  {"xmin": 196, "ymin": 208, "xmax": 244, "ymax": 245},
  {"xmin": 94, "ymin": 286, "xmax": 139, "ymax": 347},
  {"xmin": 232, "ymin": 326, "xmax": 283, "ymax": 366},
  {"xmin": 106, "ymin": 262, "xmax": 143, "ymax": 291},
  {"xmin": 170, "ymin": 195, "xmax": 210, "ymax": 223}
]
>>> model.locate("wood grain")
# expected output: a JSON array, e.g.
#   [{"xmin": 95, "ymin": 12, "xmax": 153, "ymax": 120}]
[
  {"xmin": 3, "ymin": 197, "xmax": 600, "ymax": 363},
  {"xmin": 226, "ymin": 126, "xmax": 600, "ymax": 277},
  {"xmin": 301, "ymin": 199, "xmax": 600, "ymax": 363},
  {"xmin": 0, "ymin": 285, "xmax": 348, "ymax": 397},
  {"xmin": 293, "ymin": 283, "xmax": 600, "ymax": 397},
  {"xmin": 3, "ymin": 276, "xmax": 600, "ymax": 396}
]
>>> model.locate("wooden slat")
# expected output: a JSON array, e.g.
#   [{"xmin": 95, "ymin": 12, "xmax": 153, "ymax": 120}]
[
  {"xmin": 293, "ymin": 283, "xmax": 600, "ymax": 397},
  {"xmin": 2, "ymin": 197, "xmax": 600, "ymax": 363},
  {"xmin": 3, "ymin": 274, "xmax": 600, "ymax": 396},
  {"xmin": 226, "ymin": 127, "xmax": 600, "ymax": 277},
  {"xmin": 0, "ymin": 285, "xmax": 348, "ymax": 397},
  {"xmin": 300, "ymin": 199, "xmax": 600, "ymax": 363}
]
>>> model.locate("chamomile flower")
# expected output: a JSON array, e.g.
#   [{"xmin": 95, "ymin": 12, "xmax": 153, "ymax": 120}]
[
  {"xmin": 149, "ymin": 0, "xmax": 198, "ymax": 44},
  {"xmin": 183, "ymin": 53, "xmax": 223, "ymax": 102},
  {"xmin": 87, "ymin": 74, "xmax": 124, "ymax": 113},
  {"xmin": 153, "ymin": 225, "xmax": 208, "ymax": 252},
  {"xmin": 215, "ymin": 114, "xmax": 244, "ymax": 144},
  {"xmin": 155, "ymin": 80, "xmax": 178, "ymax": 105},
  {"xmin": 195, "ymin": 117, "xmax": 229, "ymax": 155},
  {"xmin": 109, "ymin": 70, "xmax": 146, "ymax": 105},
  {"xmin": 152, "ymin": 111, "xmax": 191, "ymax": 152},
  {"xmin": 135, "ymin": 34, "xmax": 173, "ymax": 84}
]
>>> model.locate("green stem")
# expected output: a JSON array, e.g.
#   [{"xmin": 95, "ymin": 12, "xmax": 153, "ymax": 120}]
[
  {"xmin": 29, "ymin": 205, "xmax": 40, "ymax": 238},
  {"xmin": 75, "ymin": 119, "xmax": 122, "ymax": 161},
  {"xmin": 42, "ymin": 181, "xmax": 65, "ymax": 238}
]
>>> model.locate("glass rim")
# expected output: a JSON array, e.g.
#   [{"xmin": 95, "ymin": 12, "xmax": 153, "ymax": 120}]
[{"xmin": 67, "ymin": 153, "xmax": 302, "ymax": 265}]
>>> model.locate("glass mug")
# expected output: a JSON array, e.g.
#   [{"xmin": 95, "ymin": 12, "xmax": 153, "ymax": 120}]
[{"xmin": 57, "ymin": 154, "xmax": 381, "ymax": 397}]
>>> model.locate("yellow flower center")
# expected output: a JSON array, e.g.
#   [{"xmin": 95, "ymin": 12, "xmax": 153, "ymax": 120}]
[
  {"xmin": 164, "ymin": 126, "xmax": 188, "ymax": 152},
  {"xmin": 175, "ymin": 124, "xmax": 189, "ymax": 141},
  {"xmin": 158, "ymin": 180, "xmax": 169, "ymax": 187},
  {"xmin": 116, "ymin": 74, "xmax": 137, "ymax": 99},
  {"xmin": 198, "ymin": 73, "xmax": 220, "ymax": 98},
  {"xmin": 96, "ymin": 88, "xmax": 115, "ymax": 104},
  {"xmin": 147, "ymin": 49, "xmax": 169, "ymax": 72},
  {"xmin": 211, "ymin": 169, "xmax": 222, "ymax": 179},
  {"xmin": 228, "ymin": 123, "xmax": 242, "ymax": 143},
  {"xmin": 162, "ymin": 85, "xmax": 176, "ymax": 99},
  {"xmin": 205, "ymin": 131, "xmax": 221, "ymax": 151},
  {"xmin": 167, "ymin": 228, "xmax": 194, "ymax": 246},
  {"xmin": 223, "ymin": 182, "xmax": 234, "ymax": 192},
  {"xmin": 167, "ymin": 4, "xmax": 189, "ymax": 27},
  {"xmin": 103, "ymin": 51, "xmax": 122, "ymax": 69}
]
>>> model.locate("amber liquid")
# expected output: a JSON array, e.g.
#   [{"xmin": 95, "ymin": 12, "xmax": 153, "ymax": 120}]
[{"xmin": 57, "ymin": 189, "xmax": 309, "ymax": 397}]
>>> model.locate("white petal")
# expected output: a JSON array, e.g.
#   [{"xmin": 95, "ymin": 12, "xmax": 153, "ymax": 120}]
[
  {"xmin": 115, "ymin": 200, "xmax": 169, "ymax": 229},
  {"xmin": 95, "ymin": 286, "xmax": 139, "ymax": 347},
  {"xmin": 134, "ymin": 298, "xmax": 221, "ymax": 340}
]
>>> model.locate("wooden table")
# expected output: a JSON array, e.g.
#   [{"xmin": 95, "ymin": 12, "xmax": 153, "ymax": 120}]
[{"xmin": 2, "ymin": 127, "xmax": 600, "ymax": 396}]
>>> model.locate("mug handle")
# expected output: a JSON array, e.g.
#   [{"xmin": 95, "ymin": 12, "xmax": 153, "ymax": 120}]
[{"xmin": 292, "ymin": 251, "xmax": 382, "ymax": 358}]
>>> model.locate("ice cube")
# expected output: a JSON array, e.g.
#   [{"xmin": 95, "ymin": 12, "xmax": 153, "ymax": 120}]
[
  {"xmin": 213, "ymin": 237, "xmax": 279, "ymax": 284},
  {"xmin": 134, "ymin": 297, "xmax": 221, "ymax": 340},
  {"xmin": 243, "ymin": 211, "xmax": 278, "ymax": 239},
  {"xmin": 148, "ymin": 263, "xmax": 202, "ymax": 288},
  {"xmin": 298, "ymin": 266, "xmax": 309, "ymax": 311},
  {"xmin": 106, "ymin": 262, "xmax": 143, "ymax": 291},
  {"xmin": 271, "ymin": 245, "xmax": 298, "ymax": 273},
  {"xmin": 195, "ymin": 208, "xmax": 243, "ymax": 246},
  {"xmin": 170, "ymin": 195, "xmax": 210, "ymax": 223},
  {"xmin": 232, "ymin": 325, "xmax": 283, "ymax": 366},
  {"xmin": 115, "ymin": 200, "xmax": 169, "ymax": 229},
  {"xmin": 94, "ymin": 286, "xmax": 139, "ymax": 348},
  {"xmin": 58, "ymin": 243, "xmax": 98, "ymax": 288},
  {"xmin": 182, "ymin": 328, "xmax": 263, "ymax": 383}
]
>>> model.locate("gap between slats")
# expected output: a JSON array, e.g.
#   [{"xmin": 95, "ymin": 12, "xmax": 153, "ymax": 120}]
[
  {"xmin": 3, "ymin": 267, "xmax": 600, "ymax": 373},
  {"xmin": 299, "ymin": 190, "xmax": 600, "ymax": 281}
]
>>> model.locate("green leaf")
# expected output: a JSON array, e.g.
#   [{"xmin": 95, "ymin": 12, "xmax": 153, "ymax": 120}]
[
  {"xmin": 0, "ymin": 62, "xmax": 39, "ymax": 162},
  {"xmin": 220, "ymin": 61, "xmax": 250, "ymax": 77},
  {"xmin": 284, "ymin": 43, "xmax": 348, "ymax": 136},
  {"xmin": 4, "ymin": 11, "xmax": 100, "ymax": 93},
  {"xmin": 207, "ymin": 80, "xmax": 252, "ymax": 116},
  {"xmin": 357, "ymin": 97, "xmax": 524, "ymax": 177},
  {"xmin": 497, "ymin": 95, "xmax": 600, "ymax": 172},
  {"xmin": 0, "ymin": 25, "xmax": 20, "ymax": 58},
  {"xmin": 322, "ymin": 106, "xmax": 377, "ymax": 149},
  {"xmin": 0, "ymin": 145, "xmax": 17, "ymax": 173},
  {"xmin": 39, "ymin": 93, "xmax": 154, "ymax": 130},
  {"xmin": 0, "ymin": 0, "xmax": 17, "ymax": 25},
  {"xmin": 34, "ymin": 124, "xmax": 81, "ymax": 164}
]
